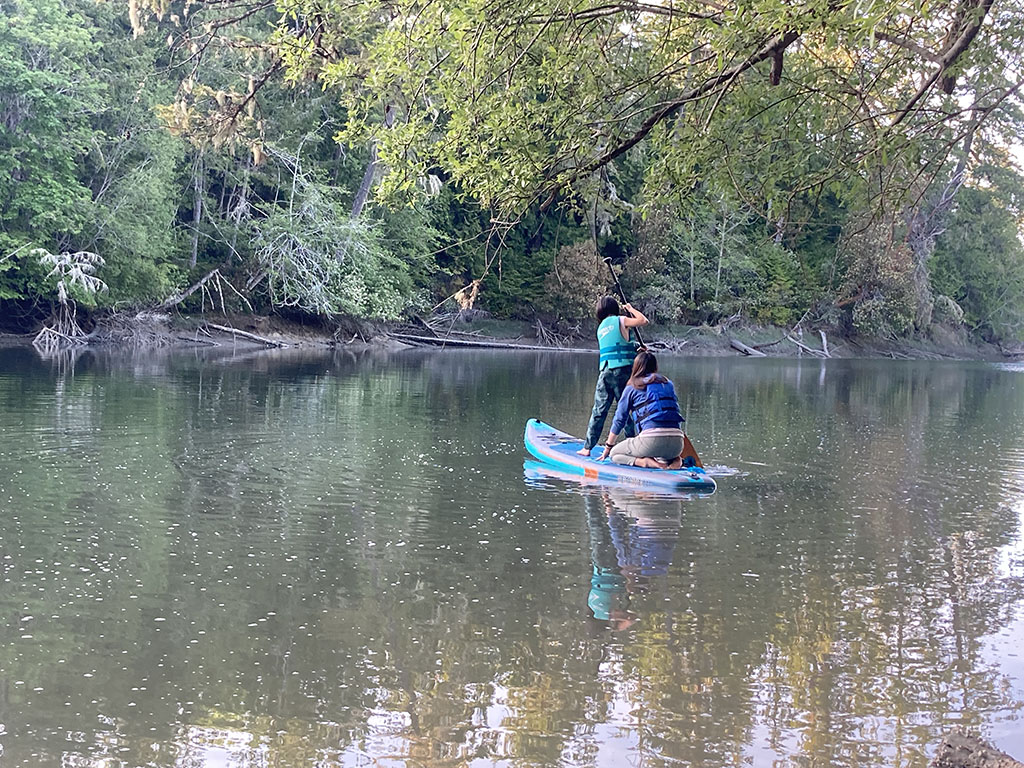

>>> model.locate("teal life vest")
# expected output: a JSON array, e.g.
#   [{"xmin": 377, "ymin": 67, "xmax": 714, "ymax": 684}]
[{"xmin": 597, "ymin": 316, "xmax": 636, "ymax": 370}]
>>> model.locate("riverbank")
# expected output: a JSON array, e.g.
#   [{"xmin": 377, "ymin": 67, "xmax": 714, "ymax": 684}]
[{"xmin": 1, "ymin": 309, "xmax": 1015, "ymax": 361}]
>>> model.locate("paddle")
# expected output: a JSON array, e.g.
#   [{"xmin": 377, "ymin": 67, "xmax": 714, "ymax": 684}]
[
  {"xmin": 681, "ymin": 434, "xmax": 704, "ymax": 469},
  {"xmin": 603, "ymin": 256, "xmax": 645, "ymax": 349},
  {"xmin": 603, "ymin": 257, "xmax": 704, "ymax": 469}
]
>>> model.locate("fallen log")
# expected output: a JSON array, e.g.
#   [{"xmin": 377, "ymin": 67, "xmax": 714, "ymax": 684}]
[
  {"xmin": 786, "ymin": 335, "xmax": 829, "ymax": 358},
  {"xmin": 158, "ymin": 268, "xmax": 254, "ymax": 313},
  {"xmin": 387, "ymin": 332, "xmax": 590, "ymax": 353},
  {"xmin": 647, "ymin": 339, "xmax": 690, "ymax": 353},
  {"xmin": 752, "ymin": 336, "xmax": 786, "ymax": 350},
  {"xmin": 206, "ymin": 322, "xmax": 286, "ymax": 348},
  {"xmin": 158, "ymin": 269, "xmax": 221, "ymax": 310},
  {"xmin": 931, "ymin": 732, "xmax": 1024, "ymax": 768},
  {"xmin": 730, "ymin": 338, "xmax": 767, "ymax": 357},
  {"xmin": 177, "ymin": 335, "xmax": 221, "ymax": 347},
  {"xmin": 1000, "ymin": 343, "xmax": 1024, "ymax": 357}
]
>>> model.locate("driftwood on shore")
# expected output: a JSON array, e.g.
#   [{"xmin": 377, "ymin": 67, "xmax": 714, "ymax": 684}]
[
  {"xmin": 999, "ymin": 342, "xmax": 1024, "ymax": 358},
  {"xmin": 731, "ymin": 333, "xmax": 831, "ymax": 359},
  {"xmin": 931, "ymin": 732, "xmax": 1024, "ymax": 768},
  {"xmin": 177, "ymin": 334, "xmax": 220, "ymax": 347},
  {"xmin": 730, "ymin": 338, "xmax": 767, "ymax": 357},
  {"xmin": 787, "ymin": 333, "xmax": 831, "ymax": 358},
  {"xmin": 388, "ymin": 332, "xmax": 590, "ymax": 353},
  {"xmin": 646, "ymin": 338, "xmax": 690, "ymax": 353},
  {"xmin": 33, "ymin": 326, "xmax": 89, "ymax": 354},
  {"xmin": 205, "ymin": 322, "xmax": 286, "ymax": 348}
]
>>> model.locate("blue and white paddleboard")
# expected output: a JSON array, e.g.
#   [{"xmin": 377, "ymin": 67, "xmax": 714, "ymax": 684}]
[{"xmin": 523, "ymin": 419, "xmax": 716, "ymax": 493}]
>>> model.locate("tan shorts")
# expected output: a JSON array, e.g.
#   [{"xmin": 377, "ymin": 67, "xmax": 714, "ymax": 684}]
[{"xmin": 609, "ymin": 430, "xmax": 684, "ymax": 465}]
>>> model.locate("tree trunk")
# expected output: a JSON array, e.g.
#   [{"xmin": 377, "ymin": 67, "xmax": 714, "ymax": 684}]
[
  {"xmin": 229, "ymin": 162, "xmax": 250, "ymax": 264},
  {"xmin": 350, "ymin": 148, "xmax": 378, "ymax": 219},
  {"xmin": 714, "ymin": 211, "xmax": 726, "ymax": 303},
  {"xmin": 689, "ymin": 223, "xmax": 695, "ymax": 303},
  {"xmin": 189, "ymin": 151, "xmax": 204, "ymax": 269},
  {"xmin": 351, "ymin": 104, "xmax": 394, "ymax": 218},
  {"xmin": 332, "ymin": 142, "xmax": 344, "ymax": 185},
  {"xmin": 218, "ymin": 173, "xmax": 228, "ymax": 217},
  {"xmin": 905, "ymin": 108, "xmax": 979, "ymax": 330}
]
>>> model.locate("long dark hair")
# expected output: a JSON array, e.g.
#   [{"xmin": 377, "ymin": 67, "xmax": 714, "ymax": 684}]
[
  {"xmin": 628, "ymin": 350, "xmax": 668, "ymax": 389},
  {"xmin": 595, "ymin": 295, "xmax": 621, "ymax": 322}
]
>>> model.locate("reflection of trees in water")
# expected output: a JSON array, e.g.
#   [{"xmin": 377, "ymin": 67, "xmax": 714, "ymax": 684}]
[{"xmin": 0, "ymin": 351, "xmax": 1023, "ymax": 767}]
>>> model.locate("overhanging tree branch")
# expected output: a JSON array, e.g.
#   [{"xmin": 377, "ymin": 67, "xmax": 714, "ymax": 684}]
[
  {"xmin": 874, "ymin": 31, "xmax": 942, "ymax": 63},
  {"xmin": 539, "ymin": 29, "xmax": 801, "ymax": 209},
  {"xmin": 890, "ymin": 0, "xmax": 996, "ymax": 126}
]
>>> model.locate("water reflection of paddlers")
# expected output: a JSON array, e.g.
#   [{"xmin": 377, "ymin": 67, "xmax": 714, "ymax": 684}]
[
  {"xmin": 585, "ymin": 492, "xmax": 633, "ymax": 630},
  {"xmin": 585, "ymin": 489, "xmax": 682, "ymax": 631},
  {"xmin": 604, "ymin": 487, "xmax": 682, "ymax": 578}
]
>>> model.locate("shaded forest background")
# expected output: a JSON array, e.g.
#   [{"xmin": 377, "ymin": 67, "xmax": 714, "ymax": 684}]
[{"xmin": 3, "ymin": 0, "xmax": 1024, "ymax": 344}]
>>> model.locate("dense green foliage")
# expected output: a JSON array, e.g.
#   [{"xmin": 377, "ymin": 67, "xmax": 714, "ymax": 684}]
[
  {"xmin": 931, "ymin": 173, "xmax": 1024, "ymax": 341},
  {"xmin": 2, "ymin": 0, "xmax": 1024, "ymax": 343}
]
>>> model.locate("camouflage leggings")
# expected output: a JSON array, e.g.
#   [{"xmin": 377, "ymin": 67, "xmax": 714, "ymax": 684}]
[{"xmin": 583, "ymin": 365, "xmax": 635, "ymax": 450}]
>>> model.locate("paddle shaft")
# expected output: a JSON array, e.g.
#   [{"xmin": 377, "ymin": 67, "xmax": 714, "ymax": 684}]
[{"xmin": 603, "ymin": 257, "xmax": 645, "ymax": 348}]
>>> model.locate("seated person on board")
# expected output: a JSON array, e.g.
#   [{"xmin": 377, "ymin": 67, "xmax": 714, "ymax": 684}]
[{"xmin": 598, "ymin": 351, "xmax": 686, "ymax": 470}]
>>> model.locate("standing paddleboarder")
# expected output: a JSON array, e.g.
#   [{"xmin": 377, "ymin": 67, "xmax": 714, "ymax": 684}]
[{"xmin": 577, "ymin": 295, "xmax": 649, "ymax": 456}]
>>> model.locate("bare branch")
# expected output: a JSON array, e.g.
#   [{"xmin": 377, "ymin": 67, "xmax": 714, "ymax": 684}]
[{"xmin": 874, "ymin": 31, "xmax": 942, "ymax": 63}]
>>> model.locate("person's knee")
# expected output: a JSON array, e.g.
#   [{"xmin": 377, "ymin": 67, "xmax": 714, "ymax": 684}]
[{"xmin": 609, "ymin": 442, "xmax": 634, "ymax": 465}]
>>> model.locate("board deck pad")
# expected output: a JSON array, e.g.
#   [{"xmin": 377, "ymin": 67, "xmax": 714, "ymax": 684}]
[{"xmin": 524, "ymin": 419, "xmax": 716, "ymax": 493}]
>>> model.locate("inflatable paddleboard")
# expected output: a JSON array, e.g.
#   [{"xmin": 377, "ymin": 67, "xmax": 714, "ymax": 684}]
[{"xmin": 524, "ymin": 419, "xmax": 716, "ymax": 493}]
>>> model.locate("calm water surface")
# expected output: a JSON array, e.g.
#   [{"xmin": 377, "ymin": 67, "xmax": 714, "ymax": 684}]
[{"xmin": 0, "ymin": 346, "xmax": 1022, "ymax": 767}]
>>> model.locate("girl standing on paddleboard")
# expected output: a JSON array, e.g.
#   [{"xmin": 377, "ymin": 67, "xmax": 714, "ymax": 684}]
[{"xmin": 577, "ymin": 296, "xmax": 649, "ymax": 456}]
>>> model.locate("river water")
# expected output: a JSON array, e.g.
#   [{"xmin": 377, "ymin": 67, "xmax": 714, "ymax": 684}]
[{"xmin": 0, "ymin": 346, "xmax": 1021, "ymax": 767}]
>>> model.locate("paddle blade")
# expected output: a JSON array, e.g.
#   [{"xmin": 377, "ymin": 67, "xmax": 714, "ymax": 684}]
[{"xmin": 681, "ymin": 434, "xmax": 704, "ymax": 468}]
